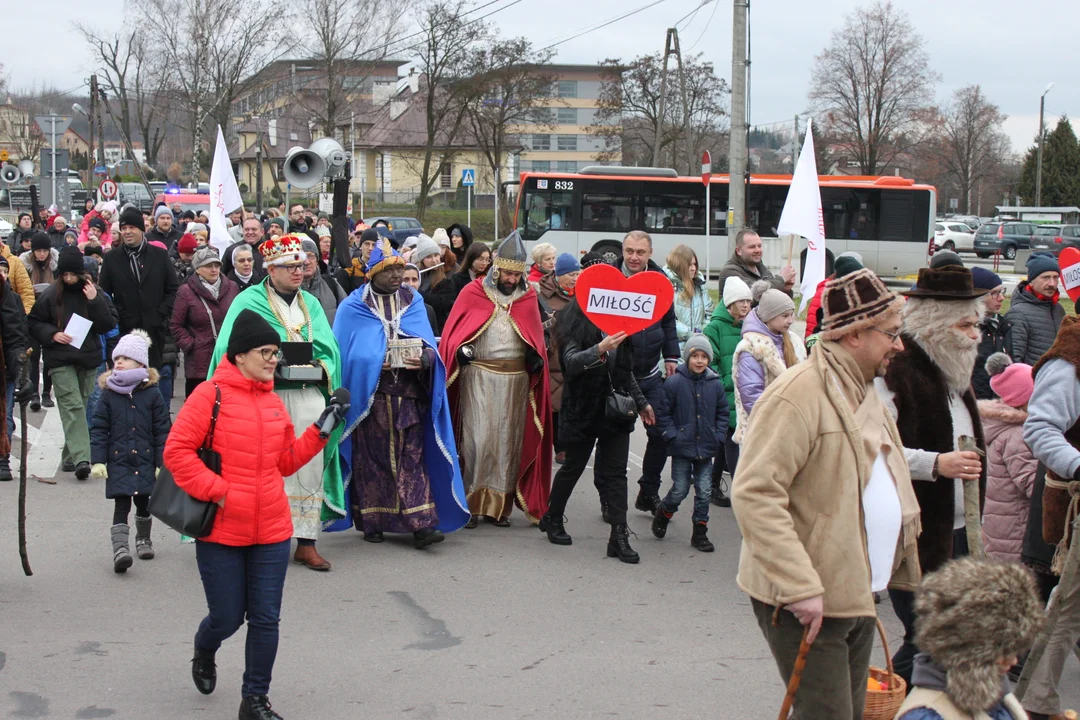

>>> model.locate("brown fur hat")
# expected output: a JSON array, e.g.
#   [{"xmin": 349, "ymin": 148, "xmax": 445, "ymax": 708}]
[{"xmin": 914, "ymin": 558, "xmax": 1044, "ymax": 712}]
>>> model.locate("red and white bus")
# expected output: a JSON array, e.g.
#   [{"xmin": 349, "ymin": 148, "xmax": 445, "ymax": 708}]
[{"xmin": 512, "ymin": 166, "xmax": 936, "ymax": 277}]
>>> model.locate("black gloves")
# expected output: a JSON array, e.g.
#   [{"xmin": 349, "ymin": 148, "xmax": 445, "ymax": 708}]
[
  {"xmin": 456, "ymin": 344, "xmax": 475, "ymax": 368},
  {"xmin": 314, "ymin": 392, "xmax": 351, "ymax": 440},
  {"xmin": 12, "ymin": 361, "xmax": 32, "ymax": 404},
  {"xmin": 526, "ymin": 346, "xmax": 545, "ymax": 375}
]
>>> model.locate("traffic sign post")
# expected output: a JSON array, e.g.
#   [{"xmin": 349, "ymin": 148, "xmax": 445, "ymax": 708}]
[
  {"xmin": 702, "ymin": 151, "xmax": 712, "ymax": 280},
  {"xmin": 35, "ymin": 115, "xmax": 73, "ymax": 216},
  {"xmin": 99, "ymin": 178, "xmax": 117, "ymax": 201},
  {"xmin": 462, "ymin": 169, "xmax": 475, "ymax": 227}
]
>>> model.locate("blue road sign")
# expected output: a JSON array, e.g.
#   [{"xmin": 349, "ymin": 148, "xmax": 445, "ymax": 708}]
[
  {"xmin": 461, "ymin": 168, "xmax": 475, "ymax": 187},
  {"xmin": 94, "ymin": 165, "xmax": 108, "ymax": 176}
]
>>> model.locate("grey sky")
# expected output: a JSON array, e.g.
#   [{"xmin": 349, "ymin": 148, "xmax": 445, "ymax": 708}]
[{"xmin": 6, "ymin": 0, "xmax": 1076, "ymax": 158}]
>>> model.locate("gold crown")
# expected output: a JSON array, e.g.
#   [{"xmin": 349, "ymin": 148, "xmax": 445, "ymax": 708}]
[{"xmin": 260, "ymin": 234, "xmax": 307, "ymax": 267}]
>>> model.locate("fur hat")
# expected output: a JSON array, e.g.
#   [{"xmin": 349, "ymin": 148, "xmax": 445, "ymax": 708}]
[
  {"xmin": 756, "ymin": 288, "xmax": 795, "ymax": 323},
  {"xmin": 986, "ymin": 353, "xmax": 1034, "ymax": 408},
  {"xmin": 723, "ymin": 277, "xmax": 752, "ymax": 308},
  {"xmin": 113, "ymin": 329, "xmax": 152, "ymax": 367},
  {"xmin": 682, "ymin": 334, "xmax": 713, "ymax": 364},
  {"xmin": 903, "ymin": 265, "xmax": 987, "ymax": 300},
  {"xmin": 821, "ymin": 268, "xmax": 904, "ymax": 341},
  {"xmin": 915, "ymin": 558, "xmax": 1044, "ymax": 713}
]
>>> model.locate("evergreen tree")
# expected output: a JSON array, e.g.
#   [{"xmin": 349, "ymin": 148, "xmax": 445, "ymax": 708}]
[{"xmin": 1017, "ymin": 117, "xmax": 1080, "ymax": 207}]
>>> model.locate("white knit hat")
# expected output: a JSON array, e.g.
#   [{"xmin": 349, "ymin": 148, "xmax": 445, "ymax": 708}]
[
  {"xmin": 723, "ymin": 277, "xmax": 752, "ymax": 308},
  {"xmin": 113, "ymin": 329, "xmax": 151, "ymax": 367}
]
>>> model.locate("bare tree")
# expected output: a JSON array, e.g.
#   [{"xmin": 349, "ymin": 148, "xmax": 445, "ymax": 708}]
[
  {"xmin": 589, "ymin": 53, "xmax": 728, "ymax": 171},
  {"xmin": 133, "ymin": 0, "xmax": 287, "ymax": 175},
  {"xmin": 6, "ymin": 86, "xmax": 75, "ymax": 166},
  {"xmin": 808, "ymin": 0, "xmax": 939, "ymax": 174},
  {"xmin": 935, "ymin": 85, "xmax": 1010, "ymax": 213},
  {"xmin": 411, "ymin": 0, "xmax": 493, "ymax": 221},
  {"xmin": 464, "ymin": 37, "xmax": 557, "ymax": 229},
  {"xmin": 293, "ymin": 0, "xmax": 408, "ymax": 138}
]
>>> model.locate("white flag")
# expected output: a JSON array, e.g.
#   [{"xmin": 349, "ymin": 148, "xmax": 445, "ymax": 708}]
[
  {"xmin": 777, "ymin": 118, "xmax": 826, "ymax": 313},
  {"xmin": 209, "ymin": 126, "xmax": 243, "ymax": 256}
]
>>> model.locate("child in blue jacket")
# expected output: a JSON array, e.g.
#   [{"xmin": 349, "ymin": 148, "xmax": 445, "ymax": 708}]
[{"xmin": 652, "ymin": 334, "xmax": 728, "ymax": 552}]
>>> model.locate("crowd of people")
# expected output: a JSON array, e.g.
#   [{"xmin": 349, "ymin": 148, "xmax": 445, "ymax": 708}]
[{"xmin": 4, "ymin": 199, "xmax": 1080, "ymax": 720}]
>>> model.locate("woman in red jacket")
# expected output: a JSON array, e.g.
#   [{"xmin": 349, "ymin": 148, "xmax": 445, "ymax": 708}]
[{"xmin": 164, "ymin": 308, "xmax": 346, "ymax": 720}]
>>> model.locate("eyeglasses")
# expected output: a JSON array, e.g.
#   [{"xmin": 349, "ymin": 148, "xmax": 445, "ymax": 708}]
[
  {"xmin": 281, "ymin": 265, "xmax": 305, "ymax": 274},
  {"xmin": 989, "ymin": 289, "xmax": 1005, "ymax": 299},
  {"xmin": 256, "ymin": 348, "xmax": 282, "ymax": 362},
  {"xmin": 872, "ymin": 327, "xmax": 903, "ymax": 342}
]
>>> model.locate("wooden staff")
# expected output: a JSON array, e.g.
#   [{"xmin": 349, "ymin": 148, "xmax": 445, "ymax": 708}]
[
  {"xmin": 786, "ymin": 234, "xmax": 796, "ymax": 268},
  {"xmin": 778, "ymin": 626, "xmax": 812, "ymax": 720},
  {"xmin": 958, "ymin": 435, "xmax": 987, "ymax": 560},
  {"xmin": 18, "ymin": 348, "xmax": 32, "ymax": 576}
]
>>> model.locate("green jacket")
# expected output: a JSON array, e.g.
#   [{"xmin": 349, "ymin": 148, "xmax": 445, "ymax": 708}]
[{"xmin": 703, "ymin": 303, "xmax": 742, "ymax": 428}]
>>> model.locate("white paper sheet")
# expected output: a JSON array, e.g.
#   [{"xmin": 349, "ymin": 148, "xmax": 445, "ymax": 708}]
[{"xmin": 63, "ymin": 313, "xmax": 93, "ymax": 350}]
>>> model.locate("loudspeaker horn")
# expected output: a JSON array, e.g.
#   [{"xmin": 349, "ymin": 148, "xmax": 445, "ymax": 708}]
[
  {"xmin": 17, "ymin": 160, "xmax": 35, "ymax": 181},
  {"xmin": 0, "ymin": 165, "xmax": 20, "ymax": 184},
  {"xmin": 283, "ymin": 146, "xmax": 326, "ymax": 189},
  {"xmin": 308, "ymin": 137, "xmax": 348, "ymax": 175}
]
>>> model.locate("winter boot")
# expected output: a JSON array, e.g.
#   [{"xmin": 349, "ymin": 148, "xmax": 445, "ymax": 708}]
[
  {"xmin": 538, "ymin": 512, "xmax": 572, "ymax": 545},
  {"xmin": 634, "ymin": 489, "xmax": 661, "ymax": 515},
  {"xmin": 691, "ymin": 522, "xmax": 715, "ymax": 552},
  {"xmin": 0, "ymin": 455, "xmax": 12, "ymax": 482},
  {"xmin": 239, "ymin": 694, "xmax": 283, "ymax": 720},
  {"xmin": 134, "ymin": 515, "xmax": 155, "ymax": 559},
  {"xmin": 607, "ymin": 523, "xmax": 640, "ymax": 564},
  {"xmin": 191, "ymin": 647, "xmax": 217, "ymax": 695},
  {"xmin": 111, "ymin": 524, "xmax": 133, "ymax": 573},
  {"xmin": 651, "ymin": 507, "xmax": 673, "ymax": 538}
]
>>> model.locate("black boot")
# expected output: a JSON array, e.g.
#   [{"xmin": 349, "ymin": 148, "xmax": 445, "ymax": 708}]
[
  {"xmin": 239, "ymin": 694, "xmax": 282, "ymax": 720},
  {"xmin": 634, "ymin": 489, "xmax": 661, "ymax": 515},
  {"xmin": 538, "ymin": 513, "xmax": 572, "ymax": 545},
  {"xmin": 29, "ymin": 394, "xmax": 40, "ymax": 412},
  {"xmin": 711, "ymin": 474, "xmax": 731, "ymax": 507},
  {"xmin": 413, "ymin": 527, "xmax": 444, "ymax": 549},
  {"xmin": 363, "ymin": 532, "xmax": 384, "ymax": 543},
  {"xmin": 651, "ymin": 507, "xmax": 673, "ymax": 538},
  {"xmin": 0, "ymin": 455, "xmax": 11, "ymax": 482},
  {"xmin": 111, "ymin": 524, "xmax": 133, "ymax": 573},
  {"xmin": 607, "ymin": 523, "xmax": 640, "ymax": 564},
  {"xmin": 40, "ymin": 395, "xmax": 54, "ymax": 408},
  {"xmin": 190, "ymin": 648, "xmax": 216, "ymax": 695},
  {"xmin": 691, "ymin": 522, "xmax": 715, "ymax": 552},
  {"xmin": 600, "ymin": 502, "xmax": 613, "ymax": 524}
]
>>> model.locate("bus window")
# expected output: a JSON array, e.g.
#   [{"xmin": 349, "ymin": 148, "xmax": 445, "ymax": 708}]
[
  {"xmin": 582, "ymin": 194, "xmax": 636, "ymax": 233},
  {"xmin": 521, "ymin": 190, "xmax": 573, "ymax": 239},
  {"xmin": 644, "ymin": 195, "xmax": 705, "ymax": 234},
  {"xmin": 820, "ymin": 188, "xmax": 880, "ymax": 241}
]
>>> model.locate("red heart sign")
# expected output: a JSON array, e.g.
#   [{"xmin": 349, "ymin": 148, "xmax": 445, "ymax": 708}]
[
  {"xmin": 574, "ymin": 264, "xmax": 675, "ymax": 336},
  {"xmin": 1061, "ymin": 247, "xmax": 1080, "ymax": 303}
]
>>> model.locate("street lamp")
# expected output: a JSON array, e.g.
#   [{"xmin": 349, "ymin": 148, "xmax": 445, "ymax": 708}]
[{"xmin": 1036, "ymin": 82, "xmax": 1054, "ymax": 208}]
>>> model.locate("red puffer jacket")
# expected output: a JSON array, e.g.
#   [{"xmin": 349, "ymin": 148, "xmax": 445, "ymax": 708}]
[{"xmin": 163, "ymin": 356, "xmax": 326, "ymax": 546}]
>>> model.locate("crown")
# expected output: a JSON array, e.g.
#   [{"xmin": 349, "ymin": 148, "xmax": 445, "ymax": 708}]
[{"xmin": 260, "ymin": 234, "xmax": 307, "ymax": 267}]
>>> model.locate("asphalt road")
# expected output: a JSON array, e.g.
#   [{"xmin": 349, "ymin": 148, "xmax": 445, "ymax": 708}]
[{"xmin": 1, "ymin": 398, "xmax": 1078, "ymax": 719}]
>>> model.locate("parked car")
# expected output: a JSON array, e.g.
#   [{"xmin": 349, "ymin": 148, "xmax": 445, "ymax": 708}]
[
  {"xmin": 950, "ymin": 215, "xmax": 981, "ymax": 231},
  {"xmin": 1031, "ymin": 224, "xmax": 1080, "ymax": 257},
  {"xmin": 363, "ymin": 216, "xmax": 424, "ymax": 245},
  {"xmin": 0, "ymin": 217, "xmax": 11, "ymax": 240},
  {"xmin": 973, "ymin": 221, "xmax": 1037, "ymax": 260},
  {"xmin": 933, "ymin": 221, "xmax": 976, "ymax": 253},
  {"xmin": 118, "ymin": 182, "xmax": 155, "ymax": 212},
  {"xmin": 154, "ymin": 192, "xmax": 210, "ymax": 215}
]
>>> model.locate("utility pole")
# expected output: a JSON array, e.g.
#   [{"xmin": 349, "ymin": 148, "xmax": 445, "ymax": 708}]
[
  {"xmin": 651, "ymin": 28, "xmax": 693, "ymax": 172},
  {"xmin": 87, "ymin": 76, "xmax": 97, "ymax": 187},
  {"xmin": 92, "ymin": 76, "xmax": 105, "ymax": 168},
  {"xmin": 255, "ymin": 121, "xmax": 264, "ymax": 214},
  {"xmin": 727, "ymin": 0, "xmax": 749, "ymax": 234},
  {"xmin": 1036, "ymin": 82, "xmax": 1054, "ymax": 208}
]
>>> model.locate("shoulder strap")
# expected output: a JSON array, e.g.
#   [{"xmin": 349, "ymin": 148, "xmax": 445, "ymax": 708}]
[
  {"xmin": 197, "ymin": 294, "xmax": 219, "ymax": 339},
  {"xmin": 202, "ymin": 384, "xmax": 221, "ymax": 449}
]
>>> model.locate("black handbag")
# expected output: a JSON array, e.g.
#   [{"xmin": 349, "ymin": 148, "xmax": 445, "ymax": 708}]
[
  {"xmin": 604, "ymin": 357, "xmax": 638, "ymax": 421},
  {"xmin": 149, "ymin": 385, "xmax": 222, "ymax": 537}
]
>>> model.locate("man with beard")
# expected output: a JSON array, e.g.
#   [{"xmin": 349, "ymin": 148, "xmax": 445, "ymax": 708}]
[
  {"xmin": 732, "ymin": 268, "xmax": 920, "ymax": 720},
  {"xmin": 440, "ymin": 231, "xmax": 551, "ymax": 527},
  {"xmin": 875, "ymin": 264, "xmax": 989, "ymax": 687},
  {"xmin": 328, "ymin": 238, "xmax": 469, "ymax": 548},
  {"xmin": 717, "ymin": 229, "xmax": 796, "ymax": 298},
  {"xmin": 207, "ymin": 234, "xmax": 345, "ymax": 571},
  {"xmin": 145, "ymin": 205, "xmax": 182, "ymax": 250}
]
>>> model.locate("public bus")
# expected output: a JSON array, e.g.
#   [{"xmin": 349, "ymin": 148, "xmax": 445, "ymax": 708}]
[{"xmin": 511, "ymin": 166, "xmax": 936, "ymax": 278}]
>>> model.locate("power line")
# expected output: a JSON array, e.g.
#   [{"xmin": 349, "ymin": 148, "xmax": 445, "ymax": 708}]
[
  {"xmin": 675, "ymin": 0, "xmax": 712, "ymax": 30},
  {"xmin": 537, "ymin": 0, "xmax": 677, "ymax": 52},
  {"xmin": 685, "ymin": 0, "xmax": 720, "ymax": 52}
]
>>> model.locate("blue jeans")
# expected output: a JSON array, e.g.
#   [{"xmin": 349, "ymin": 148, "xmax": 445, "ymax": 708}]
[
  {"xmin": 194, "ymin": 539, "xmax": 290, "ymax": 697},
  {"xmin": 85, "ymin": 364, "xmax": 106, "ymax": 428},
  {"xmin": 158, "ymin": 364, "xmax": 174, "ymax": 406},
  {"xmin": 661, "ymin": 457, "xmax": 713, "ymax": 523}
]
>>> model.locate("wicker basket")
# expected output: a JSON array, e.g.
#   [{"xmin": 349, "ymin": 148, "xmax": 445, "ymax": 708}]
[{"xmin": 863, "ymin": 619, "xmax": 907, "ymax": 720}]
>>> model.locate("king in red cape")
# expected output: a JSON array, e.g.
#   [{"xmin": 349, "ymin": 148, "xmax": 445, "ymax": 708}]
[{"xmin": 440, "ymin": 231, "xmax": 551, "ymax": 527}]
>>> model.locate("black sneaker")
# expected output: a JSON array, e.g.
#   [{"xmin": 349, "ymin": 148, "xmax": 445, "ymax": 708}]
[
  {"xmin": 634, "ymin": 490, "xmax": 661, "ymax": 515},
  {"xmin": 190, "ymin": 649, "xmax": 216, "ymax": 695},
  {"xmin": 413, "ymin": 528, "xmax": 444, "ymax": 549},
  {"xmin": 0, "ymin": 455, "xmax": 12, "ymax": 482},
  {"xmin": 29, "ymin": 396, "xmax": 40, "ymax": 412},
  {"xmin": 62, "ymin": 461, "xmax": 75, "ymax": 473},
  {"xmin": 651, "ymin": 508, "xmax": 672, "ymax": 539},
  {"xmin": 40, "ymin": 395, "xmax": 54, "ymax": 409},
  {"xmin": 239, "ymin": 694, "xmax": 282, "ymax": 720},
  {"xmin": 74, "ymin": 461, "xmax": 91, "ymax": 480}
]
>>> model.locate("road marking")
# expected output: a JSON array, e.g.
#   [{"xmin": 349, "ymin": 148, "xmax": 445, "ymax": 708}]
[
  {"xmin": 629, "ymin": 451, "xmax": 643, "ymax": 468},
  {"xmin": 26, "ymin": 407, "xmax": 63, "ymax": 478}
]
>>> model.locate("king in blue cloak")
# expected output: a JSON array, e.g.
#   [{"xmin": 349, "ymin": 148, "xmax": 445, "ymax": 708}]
[{"xmin": 326, "ymin": 238, "xmax": 469, "ymax": 547}]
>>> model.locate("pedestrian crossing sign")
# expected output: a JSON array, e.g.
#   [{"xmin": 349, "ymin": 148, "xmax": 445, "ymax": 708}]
[{"xmin": 461, "ymin": 169, "xmax": 475, "ymax": 187}]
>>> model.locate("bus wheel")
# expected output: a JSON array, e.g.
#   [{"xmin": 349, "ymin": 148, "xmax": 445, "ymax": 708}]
[{"xmin": 594, "ymin": 241, "xmax": 622, "ymax": 266}]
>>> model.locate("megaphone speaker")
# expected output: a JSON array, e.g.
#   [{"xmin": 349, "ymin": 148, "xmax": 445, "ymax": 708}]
[
  {"xmin": 17, "ymin": 159, "xmax": 34, "ymax": 180},
  {"xmin": 283, "ymin": 146, "xmax": 326, "ymax": 189},
  {"xmin": 0, "ymin": 165, "xmax": 20, "ymax": 184},
  {"xmin": 308, "ymin": 138, "xmax": 348, "ymax": 169}
]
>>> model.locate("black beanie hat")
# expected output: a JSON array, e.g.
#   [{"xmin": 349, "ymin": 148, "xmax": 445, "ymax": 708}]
[
  {"xmin": 88, "ymin": 216, "xmax": 107, "ymax": 232},
  {"xmin": 226, "ymin": 308, "xmax": 280, "ymax": 359},
  {"xmin": 57, "ymin": 246, "xmax": 85, "ymax": 276},
  {"xmin": 118, "ymin": 206, "xmax": 145, "ymax": 231},
  {"xmin": 31, "ymin": 232, "xmax": 52, "ymax": 252}
]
